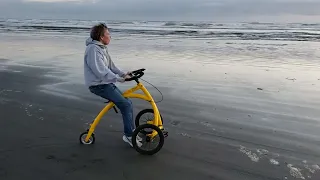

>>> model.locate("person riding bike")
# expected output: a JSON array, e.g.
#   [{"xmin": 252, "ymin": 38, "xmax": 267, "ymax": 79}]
[{"xmin": 83, "ymin": 23, "xmax": 142, "ymax": 147}]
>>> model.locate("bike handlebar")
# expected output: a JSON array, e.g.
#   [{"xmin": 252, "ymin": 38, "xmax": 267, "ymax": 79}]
[{"xmin": 125, "ymin": 68, "xmax": 146, "ymax": 82}]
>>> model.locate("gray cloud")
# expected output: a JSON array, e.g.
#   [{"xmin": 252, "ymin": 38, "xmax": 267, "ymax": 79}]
[{"xmin": 0, "ymin": 0, "xmax": 320, "ymax": 22}]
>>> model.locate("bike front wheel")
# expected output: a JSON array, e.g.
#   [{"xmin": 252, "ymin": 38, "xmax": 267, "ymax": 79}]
[{"xmin": 132, "ymin": 124, "xmax": 164, "ymax": 155}]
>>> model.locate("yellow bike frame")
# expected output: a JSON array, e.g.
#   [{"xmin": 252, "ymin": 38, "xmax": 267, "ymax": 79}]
[{"xmin": 85, "ymin": 82, "xmax": 163, "ymax": 142}]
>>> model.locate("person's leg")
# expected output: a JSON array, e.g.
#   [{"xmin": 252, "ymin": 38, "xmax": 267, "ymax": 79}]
[
  {"xmin": 114, "ymin": 86, "xmax": 135, "ymax": 130},
  {"xmin": 90, "ymin": 83, "xmax": 133, "ymax": 136},
  {"xmin": 89, "ymin": 83, "xmax": 142, "ymax": 147}
]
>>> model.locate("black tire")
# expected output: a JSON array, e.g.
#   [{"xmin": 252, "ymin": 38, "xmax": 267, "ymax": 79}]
[
  {"xmin": 132, "ymin": 124, "xmax": 164, "ymax": 155},
  {"xmin": 135, "ymin": 108, "xmax": 163, "ymax": 128},
  {"xmin": 79, "ymin": 132, "xmax": 95, "ymax": 145}
]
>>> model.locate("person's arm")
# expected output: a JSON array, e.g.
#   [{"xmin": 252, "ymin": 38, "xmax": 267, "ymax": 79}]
[
  {"xmin": 109, "ymin": 59, "xmax": 126, "ymax": 78},
  {"xmin": 86, "ymin": 46, "xmax": 124, "ymax": 82}
]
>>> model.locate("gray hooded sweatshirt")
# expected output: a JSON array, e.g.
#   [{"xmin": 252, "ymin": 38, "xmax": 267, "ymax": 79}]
[{"xmin": 84, "ymin": 37, "xmax": 126, "ymax": 87}]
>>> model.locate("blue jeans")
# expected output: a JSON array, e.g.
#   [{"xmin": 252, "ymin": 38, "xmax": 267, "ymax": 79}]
[{"xmin": 89, "ymin": 83, "xmax": 134, "ymax": 137}]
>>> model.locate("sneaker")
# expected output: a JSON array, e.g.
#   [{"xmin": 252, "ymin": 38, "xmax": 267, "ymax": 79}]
[
  {"xmin": 123, "ymin": 135, "xmax": 142, "ymax": 147},
  {"xmin": 136, "ymin": 135, "xmax": 143, "ymax": 142},
  {"xmin": 132, "ymin": 129, "xmax": 143, "ymax": 142}
]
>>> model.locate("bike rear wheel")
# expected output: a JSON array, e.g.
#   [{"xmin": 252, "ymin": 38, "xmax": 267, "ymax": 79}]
[{"xmin": 135, "ymin": 109, "xmax": 163, "ymax": 131}]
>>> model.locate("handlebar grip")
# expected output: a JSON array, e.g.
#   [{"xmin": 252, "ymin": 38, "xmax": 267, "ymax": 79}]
[{"xmin": 125, "ymin": 71, "xmax": 144, "ymax": 81}]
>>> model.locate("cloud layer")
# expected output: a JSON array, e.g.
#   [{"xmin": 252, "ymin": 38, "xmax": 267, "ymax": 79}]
[{"xmin": 1, "ymin": 0, "xmax": 320, "ymax": 22}]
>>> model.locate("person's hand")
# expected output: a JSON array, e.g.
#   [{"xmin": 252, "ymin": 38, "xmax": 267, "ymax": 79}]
[
  {"xmin": 117, "ymin": 77, "xmax": 126, "ymax": 83},
  {"xmin": 124, "ymin": 71, "xmax": 132, "ymax": 77},
  {"xmin": 117, "ymin": 74, "xmax": 131, "ymax": 83},
  {"xmin": 123, "ymin": 74, "xmax": 131, "ymax": 79}
]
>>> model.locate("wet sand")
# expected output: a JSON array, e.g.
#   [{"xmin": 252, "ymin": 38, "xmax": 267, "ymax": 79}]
[{"xmin": 1, "ymin": 60, "xmax": 320, "ymax": 180}]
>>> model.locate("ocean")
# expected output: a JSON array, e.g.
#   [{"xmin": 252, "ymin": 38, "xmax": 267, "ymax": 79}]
[{"xmin": 1, "ymin": 18, "xmax": 320, "ymax": 41}]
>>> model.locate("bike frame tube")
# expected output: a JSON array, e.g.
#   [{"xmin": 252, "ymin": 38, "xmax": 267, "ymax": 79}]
[
  {"xmin": 85, "ymin": 82, "xmax": 162, "ymax": 142},
  {"xmin": 123, "ymin": 83, "xmax": 162, "ymax": 127}
]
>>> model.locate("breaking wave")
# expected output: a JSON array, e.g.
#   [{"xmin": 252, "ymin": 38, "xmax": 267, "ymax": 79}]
[{"xmin": 1, "ymin": 19, "xmax": 319, "ymax": 41}]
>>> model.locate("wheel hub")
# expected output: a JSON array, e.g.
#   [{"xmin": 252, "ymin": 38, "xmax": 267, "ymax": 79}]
[{"xmin": 146, "ymin": 136, "xmax": 151, "ymax": 142}]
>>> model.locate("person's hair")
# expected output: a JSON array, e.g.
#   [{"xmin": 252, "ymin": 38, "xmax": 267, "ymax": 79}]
[{"xmin": 90, "ymin": 23, "xmax": 108, "ymax": 41}]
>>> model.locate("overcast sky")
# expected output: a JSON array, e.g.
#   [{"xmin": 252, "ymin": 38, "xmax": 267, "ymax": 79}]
[{"xmin": 1, "ymin": 0, "xmax": 320, "ymax": 22}]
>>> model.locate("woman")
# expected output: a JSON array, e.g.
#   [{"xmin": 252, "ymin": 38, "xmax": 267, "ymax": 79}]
[{"xmin": 83, "ymin": 23, "xmax": 142, "ymax": 147}]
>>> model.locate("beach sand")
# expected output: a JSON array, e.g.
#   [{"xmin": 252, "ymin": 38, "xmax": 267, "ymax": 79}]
[{"xmin": 1, "ymin": 32, "xmax": 320, "ymax": 180}]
